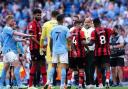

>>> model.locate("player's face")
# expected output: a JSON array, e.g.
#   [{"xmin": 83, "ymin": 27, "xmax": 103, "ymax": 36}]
[
  {"xmin": 76, "ymin": 23, "xmax": 83, "ymax": 28},
  {"xmin": 113, "ymin": 28, "xmax": 119, "ymax": 36},
  {"xmin": 84, "ymin": 19, "xmax": 92, "ymax": 27},
  {"xmin": 84, "ymin": 21, "xmax": 90, "ymax": 27},
  {"xmin": 13, "ymin": 20, "xmax": 17, "ymax": 28},
  {"xmin": 72, "ymin": 17, "xmax": 79, "ymax": 25},
  {"xmin": 35, "ymin": 13, "xmax": 42, "ymax": 21},
  {"xmin": 9, "ymin": 18, "xmax": 16, "ymax": 28}
]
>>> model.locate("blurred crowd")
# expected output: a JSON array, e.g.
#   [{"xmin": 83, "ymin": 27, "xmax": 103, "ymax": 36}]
[{"xmin": 0, "ymin": 0, "xmax": 128, "ymax": 31}]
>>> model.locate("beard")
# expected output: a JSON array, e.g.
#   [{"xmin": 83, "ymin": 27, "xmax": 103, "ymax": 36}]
[
  {"xmin": 84, "ymin": 25, "xmax": 90, "ymax": 29},
  {"xmin": 35, "ymin": 17, "xmax": 41, "ymax": 21}
]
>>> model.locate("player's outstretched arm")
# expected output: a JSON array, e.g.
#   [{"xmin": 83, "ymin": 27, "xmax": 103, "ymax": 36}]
[
  {"xmin": 13, "ymin": 31, "xmax": 33, "ymax": 37},
  {"xmin": 13, "ymin": 37, "xmax": 27, "ymax": 42}
]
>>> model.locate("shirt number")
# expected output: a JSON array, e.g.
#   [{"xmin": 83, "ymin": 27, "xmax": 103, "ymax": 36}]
[
  {"xmin": 56, "ymin": 32, "xmax": 61, "ymax": 40},
  {"xmin": 100, "ymin": 35, "xmax": 106, "ymax": 44},
  {"xmin": 72, "ymin": 36, "xmax": 77, "ymax": 45}
]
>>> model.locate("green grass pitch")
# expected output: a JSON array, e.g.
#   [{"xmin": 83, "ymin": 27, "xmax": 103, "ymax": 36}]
[{"xmin": 37, "ymin": 86, "xmax": 128, "ymax": 89}]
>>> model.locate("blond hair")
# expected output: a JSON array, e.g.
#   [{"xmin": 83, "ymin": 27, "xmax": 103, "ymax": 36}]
[{"xmin": 5, "ymin": 15, "xmax": 14, "ymax": 22}]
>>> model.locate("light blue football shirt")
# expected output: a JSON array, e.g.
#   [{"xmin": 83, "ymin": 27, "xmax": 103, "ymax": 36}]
[
  {"xmin": 1, "ymin": 25, "xmax": 18, "ymax": 54},
  {"xmin": 0, "ymin": 33, "xmax": 3, "ymax": 46},
  {"xmin": 50, "ymin": 25, "xmax": 70, "ymax": 54},
  {"xmin": 0, "ymin": 33, "xmax": 4, "ymax": 53}
]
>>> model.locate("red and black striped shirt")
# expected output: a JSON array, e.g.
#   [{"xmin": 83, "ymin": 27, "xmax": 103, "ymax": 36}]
[
  {"xmin": 27, "ymin": 20, "xmax": 41, "ymax": 50},
  {"xmin": 91, "ymin": 27, "xmax": 113, "ymax": 56},
  {"xmin": 69, "ymin": 27, "xmax": 86, "ymax": 58}
]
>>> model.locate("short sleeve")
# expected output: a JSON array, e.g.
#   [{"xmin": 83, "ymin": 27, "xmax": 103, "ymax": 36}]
[
  {"xmin": 80, "ymin": 31, "xmax": 85, "ymax": 40},
  {"xmin": 4, "ymin": 27, "xmax": 14, "ymax": 36},
  {"xmin": 27, "ymin": 23, "xmax": 35, "ymax": 33},
  {"xmin": 91, "ymin": 30, "xmax": 95, "ymax": 41},
  {"xmin": 107, "ymin": 28, "xmax": 113, "ymax": 36}
]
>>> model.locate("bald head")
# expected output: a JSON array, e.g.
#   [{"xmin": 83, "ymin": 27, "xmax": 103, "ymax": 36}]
[
  {"xmin": 84, "ymin": 17, "xmax": 93, "ymax": 27},
  {"xmin": 84, "ymin": 17, "xmax": 92, "ymax": 23}
]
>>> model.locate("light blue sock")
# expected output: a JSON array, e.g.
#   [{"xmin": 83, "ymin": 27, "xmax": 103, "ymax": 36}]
[
  {"xmin": 0, "ymin": 68, "xmax": 7, "ymax": 86},
  {"xmin": 48, "ymin": 67, "xmax": 55, "ymax": 84},
  {"xmin": 13, "ymin": 80, "xmax": 17, "ymax": 86},
  {"xmin": 5, "ymin": 79, "xmax": 9, "ymax": 85},
  {"xmin": 61, "ymin": 68, "xmax": 66, "ymax": 87},
  {"xmin": 14, "ymin": 67, "xmax": 21, "ymax": 86}
]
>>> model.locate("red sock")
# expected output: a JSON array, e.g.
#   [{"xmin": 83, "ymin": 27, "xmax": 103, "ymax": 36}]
[
  {"xmin": 97, "ymin": 71, "xmax": 102, "ymax": 84},
  {"xmin": 106, "ymin": 71, "xmax": 110, "ymax": 80},
  {"xmin": 67, "ymin": 69, "xmax": 73, "ymax": 80},
  {"xmin": 29, "ymin": 65, "xmax": 36, "ymax": 87},
  {"xmin": 41, "ymin": 65, "xmax": 47, "ymax": 85},
  {"xmin": 79, "ymin": 71, "xmax": 84, "ymax": 85}
]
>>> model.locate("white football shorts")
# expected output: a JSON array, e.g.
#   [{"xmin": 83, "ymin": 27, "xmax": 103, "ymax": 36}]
[
  {"xmin": 52, "ymin": 52, "xmax": 68, "ymax": 64},
  {"xmin": 3, "ymin": 51, "xmax": 18, "ymax": 63}
]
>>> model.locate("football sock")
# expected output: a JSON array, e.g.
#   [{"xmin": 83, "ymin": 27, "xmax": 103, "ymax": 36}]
[
  {"xmin": 14, "ymin": 67, "xmax": 21, "ymax": 86},
  {"xmin": 106, "ymin": 71, "xmax": 110, "ymax": 81},
  {"xmin": 48, "ymin": 67, "xmax": 55, "ymax": 85},
  {"xmin": 97, "ymin": 71, "xmax": 102, "ymax": 84},
  {"xmin": 0, "ymin": 68, "xmax": 7, "ymax": 86},
  {"xmin": 78, "ymin": 71, "xmax": 84, "ymax": 86},
  {"xmin": 29, "ymin": 65, "xmax": 36, "ymax": 87},
  {"xmin": 41, "ymin": 65, "xmax": 47, "ymax": 85},
  {"xmin": 67, "ymin": 69, "xmax": 73, "ymax": 85},
  {"xmin": 61, "ymin": 68, "xmax": 66, "ymax": 87}
]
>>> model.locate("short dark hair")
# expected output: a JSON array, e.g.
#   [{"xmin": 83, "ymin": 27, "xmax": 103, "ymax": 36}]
[
  {"xmin": 74, "ymin": 20, "xmax": 83, "ymax": 25},
  {"xmin": 114, "ymin": 25, "xmax": 119, "ymax": 29},
  {"xmin": 51, "ymin": 10, "xmax": 59, "ymax": 17},
  {"xmin": 57, "ymin": 14, "xmax": 65, "ymax": 22},
  {"xmin": 32, "ymin": 8, "xmax": 41, "ymax": 15},
  {"xmin": 73, "ymin": 15, "xmax": 79, "ymax": 20},
  {"xmin": 93, "ymin": 18, "xmax": 101, "ymax": 27},
  {"xmin": 114, "ymin": 25, "xmax": 125, "ymax": 32}
]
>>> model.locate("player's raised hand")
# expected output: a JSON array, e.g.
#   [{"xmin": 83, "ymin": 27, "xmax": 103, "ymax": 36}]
[
  {"xmin": 40, "ymin": 48, "xmax": 44, "ymax": 55},
  {"xmin": 40, "ymin": 45, "xmax": 46, "ymax": 56},
  {"xmin": 24, "ymin": 35, "xmax": 35, "ymax": 38}
]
